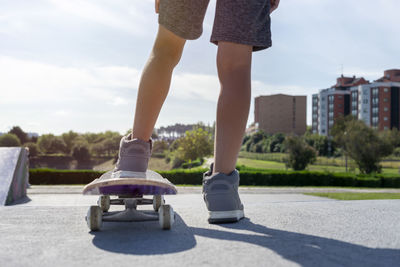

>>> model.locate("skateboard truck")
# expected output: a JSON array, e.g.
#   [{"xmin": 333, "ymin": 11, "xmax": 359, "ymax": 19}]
[{"xmin": 85, "ymin": 195, "xmax": 175, "ymax": 231}]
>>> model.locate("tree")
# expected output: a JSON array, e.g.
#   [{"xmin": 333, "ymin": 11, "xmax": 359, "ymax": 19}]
[
  {"xmin": 284, "ymin": 135, "xmax": 317, "ymax": 171},
  {"xmin": 0, "ymin": 133, "xmax": 21, "ymax": 147},
  {"xmin": 244, "ymin": 131, "xmax": 268, "ymax": 152},
  {"xmin": 90, "ymin": 135, "xmax": 120, "ymax": 157},
  {"xmin": 331, "ymin": 116, "xmax": 394, "ymax": 174},
  {"xmin": 62, "ymin": 131, "xmax": 79, "ymax": 154},
  {"xmin": 72, "ymin": 143, "xmax": 91, "ymax": 162},
  {"xmin": 379, "ymin": 128, "xmax": 400, "ymax": 149},
  {"xmin": 8, "ymin": 126, "xmax": 28, "ymax": 144},
  {"xmin": 269, "ymin": 133, "xmax": 285, "ymax": 153},
  {"xmin": 91, "ymin": 142, "xmax": 106, "ymax": 157},
  {"xmin": 37, "ymin": 134, "xmax": 67, "ymax": 154},
  {"xmin": 304, "ymin": 133, "xmax": 330, "ymax": 156},
  {"xmin": 153, "ymin": 140, "xmax": 169, "ymax": 154},
  {"xmin": 174, "ymin": 128, "xmax": 213, "ymax": 162}
]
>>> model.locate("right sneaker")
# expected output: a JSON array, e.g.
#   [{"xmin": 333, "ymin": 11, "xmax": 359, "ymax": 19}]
[
  {"xmin": 202, "ymin": 164, "xmax": 244, "ymax": 223},
  {"xmin": 111, "ymin": 134, "xmax": 152, "ymax": 179}
]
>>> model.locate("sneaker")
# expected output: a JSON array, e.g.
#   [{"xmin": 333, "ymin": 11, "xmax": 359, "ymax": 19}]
[
  {"xmin": 203, "ymin": 164, "xmax": 244, "ymax": 223},
  {"xmin": 111, "ymin": 134, "xmax": 152, "ymax": 178}
]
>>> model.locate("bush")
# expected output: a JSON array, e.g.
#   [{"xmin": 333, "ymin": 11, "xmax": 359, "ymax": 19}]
[
  {"xmin": 152, "ymin": 152, "xmax": 165, "ymax": 158},
  {"xmin": 172, "ymin": 156, "xmax": 185, "ymax": 169},
  {"xmin": 30, "ymin": 168, "xmax": 104, "ymax": 185},
  {"xmin": 0, "ymin": 133, "xmax": 21, "ymax": 147},
  {"xmin": 181, "ymin": 158, "xmax": 204, "ymax": 169},
  {"xmin": 393, "ymin": 147, "xmax": 400, "ymax": 157},
  {"xmin": 284, "ymin": 135, "xmax": 317, "ymax": 170},
  {"xmin": 28, "ymin": 168, "xmax": 400, "ymax": 188}
]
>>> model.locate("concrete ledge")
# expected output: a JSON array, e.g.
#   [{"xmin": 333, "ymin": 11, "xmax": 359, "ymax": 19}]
[{"xmin": 0, "ymin": 147, "xmax": 29, "ymax": 205}]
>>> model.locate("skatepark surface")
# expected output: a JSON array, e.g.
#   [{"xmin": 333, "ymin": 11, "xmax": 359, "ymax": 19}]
[{"xmin": 1, "ymin": 186, "xmax": 399, "ymax": 267}]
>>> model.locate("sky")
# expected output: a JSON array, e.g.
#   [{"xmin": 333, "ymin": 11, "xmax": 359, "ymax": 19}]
[{"xmin": 1, "ymin": 0, "xmax": 399, "ymax": 135}]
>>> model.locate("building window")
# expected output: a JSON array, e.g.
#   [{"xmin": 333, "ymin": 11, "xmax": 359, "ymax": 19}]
[
  {"xmin": 338, "ymin": 95, "xmax": 343, "ymax": 99},
  {"xmin": 384, "ymin": 107, "xmax": 388, "ymax": 112},
  {"xmin": 384, "ymin": 98, "xmax": 388, "ymax": 102},
  {"xmin": 384, "ymin": 117, "xmax": 388, "ymax": 121},
  {"xmin": 384, "ymin": 126, "xmax": 389, "ymax": 130},
  {"xmin": 384, "ymin": 88, "xmax": 388, "ymax": 92}
]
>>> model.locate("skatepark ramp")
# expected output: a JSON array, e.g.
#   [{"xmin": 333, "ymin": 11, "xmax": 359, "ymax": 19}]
[{"xmin": 0, "ymin": 147, "xmax": 29, "ymax": 205}]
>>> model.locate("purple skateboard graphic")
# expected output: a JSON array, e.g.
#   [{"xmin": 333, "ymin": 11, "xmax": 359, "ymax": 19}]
[{"xmin": 99, "ymin": 184, "xmax": 176, "ymax": 196}]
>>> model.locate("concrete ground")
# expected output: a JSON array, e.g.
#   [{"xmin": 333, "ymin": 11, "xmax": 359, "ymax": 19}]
[{"xmin": 0, "ymin": 187, "xmax": 399, "ymax": 267}]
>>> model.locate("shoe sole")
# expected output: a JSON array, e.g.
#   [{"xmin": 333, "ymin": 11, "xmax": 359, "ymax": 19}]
[{"xmin": 208, "ymin": 210, "xmax": 244, "ymax": 224}]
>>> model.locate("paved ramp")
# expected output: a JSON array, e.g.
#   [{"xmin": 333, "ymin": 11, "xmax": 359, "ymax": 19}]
[
  {"xmin": 0, "ymin": 147, "xmax": 29, "ymax": 205},
  {"xmin": 1, "ymin": 191, "xmax": 399, "ymax": 266}
]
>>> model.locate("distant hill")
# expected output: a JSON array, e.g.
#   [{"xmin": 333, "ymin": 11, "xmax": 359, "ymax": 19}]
[{"xmin": 27, "ymin": 132, "xmax": 39, "ymax": 138}]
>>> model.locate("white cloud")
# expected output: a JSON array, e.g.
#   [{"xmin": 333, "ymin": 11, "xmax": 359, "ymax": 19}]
[
  {"xmin": 170, "ymin": 73, "xmax": 219, "ymax": 102},
  {"xmin": 54, "ymin": 110, "xmax": 69, "ymax": 117},
  {"xmin": 111, "ymin": 96, "xmax": 129, "ymax": 106},
  {"xmin": 46, "ymin": 0, "xmax": 154, "ymax": 36},
  {"xmin": 0, "ymin": 56, "xmax": 141, "ymax": 105}
]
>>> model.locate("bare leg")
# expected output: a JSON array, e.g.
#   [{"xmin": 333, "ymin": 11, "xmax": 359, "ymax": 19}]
[
  {"xmin": 132, "ymin": 25, "xmax": 186, "ymax": 141},
  {"xmin": 213, "ymin": 42, "xmax": 253, "ymax": 174}
]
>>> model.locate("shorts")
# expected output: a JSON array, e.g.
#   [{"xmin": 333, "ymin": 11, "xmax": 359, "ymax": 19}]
[{"xmin": 158, "ymin": 0, "xmax": 272, "ymax": 52}]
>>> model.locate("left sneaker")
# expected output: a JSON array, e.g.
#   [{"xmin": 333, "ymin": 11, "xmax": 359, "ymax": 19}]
[
  {"xmin": 202, "ymin": 164, "xmax": 244, "ymax": 223},
  {"xmin": 111, "ymin": 134, "xmax": 152, "ymax": 179}
]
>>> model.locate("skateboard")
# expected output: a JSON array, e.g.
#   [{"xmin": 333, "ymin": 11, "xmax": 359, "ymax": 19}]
[{"xmin": 83, "ymin": 170, "xmax": 177, "ymax": 231}]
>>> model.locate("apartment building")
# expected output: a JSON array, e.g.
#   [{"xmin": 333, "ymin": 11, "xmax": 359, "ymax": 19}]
[
  {"xmin": 312, "ymin": 69, "xmax": 400, "ymax": 135},
  {"xmin": 254, "ymin": 94, "xmax": 307, "ymax": 135}
]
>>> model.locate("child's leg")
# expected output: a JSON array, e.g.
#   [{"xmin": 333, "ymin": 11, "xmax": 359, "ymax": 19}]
[
  {"xmin": 213, "ymin": 42, "xmax": 253, "ymax": 175},
  {"xmin": 132, "ymin": 25, "xmax": 186, "ymax": 141}
]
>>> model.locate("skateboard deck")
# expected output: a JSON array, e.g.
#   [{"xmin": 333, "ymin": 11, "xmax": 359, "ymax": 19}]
[
  {"xmin": 83, "ymin": 170, "xmax": 177, "ymax": 196},
  {"xmin": 84, "ymin": 170, "xmax": 177, "ymax": 231}
]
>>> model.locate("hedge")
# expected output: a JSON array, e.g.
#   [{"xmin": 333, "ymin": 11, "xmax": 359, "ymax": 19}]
[
  {"xmin": 28, "ymin": 168, "xmax": 400, "ymax": 188},
  {"xmin": 29, "ymin": 168, "xmax": 104, "ymax": 185}
]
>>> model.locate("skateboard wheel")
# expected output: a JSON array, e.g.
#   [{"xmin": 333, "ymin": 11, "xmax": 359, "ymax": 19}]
[
  {"xmin": 159, "ymin": 204, "xmax": 174, "ymax": 230},
  {"xmin": 153, "ymin": 195, "xmax": 164, "ymax": 212},
  {"xmin": 98, "ymin": 195, "xmax": 110, "ymax": 212},
  {"xmin": 86, "ymin": 205, "xmax": 102, "ymax": 231}
]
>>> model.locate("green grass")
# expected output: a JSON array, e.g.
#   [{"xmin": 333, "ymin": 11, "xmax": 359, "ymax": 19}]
[
  {"xmin": 239, "ymin": 152, "xmax": 400, "ymax": 170},
  {"xmin": 236, "ymin": 157, "xmax": 399, "ymax": 175},
  {"xmin": 305, "ymin": 192, "xmax": 400, "ymax": 200}
]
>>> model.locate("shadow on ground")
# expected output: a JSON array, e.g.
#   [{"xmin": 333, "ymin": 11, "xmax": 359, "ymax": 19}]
[
  {"xmin": 192, "ymin": 218, "xmax": 400, "ymax": 266},
  {"xmin": 91, "ymin": 214, "xmax": 196, "ymax": 255},
  {"xmin": 9, "ymin": 196, "xmax": 31, "ymax": 205},
  {"xmin": 92, "ymin": 216, "xmax": 399, "ymax": 266}
]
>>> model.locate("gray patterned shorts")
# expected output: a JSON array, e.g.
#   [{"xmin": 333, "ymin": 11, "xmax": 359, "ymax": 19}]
[{"xmin": 158, "ymin": 0, "xmax": 272, "ymax": 51}]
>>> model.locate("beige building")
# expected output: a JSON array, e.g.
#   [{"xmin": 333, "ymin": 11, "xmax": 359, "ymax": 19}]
[{"xmin": 254, "ymin": 94, "xmax": 307, "ymax": 135}]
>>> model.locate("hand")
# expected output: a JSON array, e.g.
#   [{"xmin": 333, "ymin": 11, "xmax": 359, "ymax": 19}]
[
  {"xmin": 270, "ymin": 0, "xmax": 280, "ymax": 14},
  {"xmin": 155, "ymin": 0, "xmax": 160, "ymax": 14}
]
